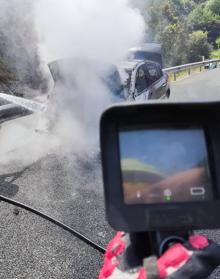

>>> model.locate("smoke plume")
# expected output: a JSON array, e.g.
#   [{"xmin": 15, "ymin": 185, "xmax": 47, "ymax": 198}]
[
  {"xmin": 35, "ymin": 0, "xmax": 145, "ymax": 63},
  {"xmin": 0, "ymin": 0, "xmax": 48, "ymax": 94},
  {"xmin": 0, "ymin": 0, "xmax": 145, "ymax": 169},
  {"xmin": 35, "ymin": 0, "xmax": 145, "ymax": 152}
]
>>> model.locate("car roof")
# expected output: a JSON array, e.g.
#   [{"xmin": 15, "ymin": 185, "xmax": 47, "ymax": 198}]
[
  {"xmin": 129, "ymin": 43, "xmax": 162, "ymax": 53},
  {"xmin": 118, "ymin": 59, "xmax": 160, "ymax": 72}
]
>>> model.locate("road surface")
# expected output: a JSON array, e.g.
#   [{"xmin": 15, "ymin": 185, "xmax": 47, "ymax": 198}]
[
  {"xmin": 0, "ymin": 68, "xmax": 220, "ymax": 278},
  {"xmin": 171, "ymin": 67, "xmax": 220, "ymax": 101}
]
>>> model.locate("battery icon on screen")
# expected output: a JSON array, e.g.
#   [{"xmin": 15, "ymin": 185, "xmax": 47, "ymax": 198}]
[
  {"xmin": 164, "ymin": 189, "xmax": 172, "ymax": 201},
  {"xmin": 190, "ymin": 187, "xmax": 205, "ymax": 196}
]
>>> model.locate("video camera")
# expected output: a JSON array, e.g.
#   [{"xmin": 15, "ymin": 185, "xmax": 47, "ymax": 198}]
[{"xmin": 100, "ymin": 101, "xmax": 220, "ymax": 255}]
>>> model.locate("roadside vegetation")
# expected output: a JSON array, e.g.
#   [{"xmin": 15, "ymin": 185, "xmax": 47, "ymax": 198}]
[
  {"xmin": 211, "ymin": 35, "xmax": 220, "ymax": 58},
  {"xmin": 146, "ymin": 0, "xmax": 220, "ymax": 66}
]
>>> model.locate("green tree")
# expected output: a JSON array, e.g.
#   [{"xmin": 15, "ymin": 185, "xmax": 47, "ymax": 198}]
[
  {"xmin": 187, "ymin": 30, "xmax": 212, "ymax": 62},
  {"xmin": 206, "ymin": 0, "xmax": 220, "ymax": 16},
  {"xmin": 216, "ymin": 36, "xmax": 220, "ymax": 48},
  {"xmin": 157, "ymin": 23, "xmax": 190, "ymax": 66},
  {"xmin": 148, "ymin": 0, "xmax": 164, "ymax": 40},
  {"xmin": 147, "ymin": 0, "xmax": 217, "ymax": 66},
  {"xmin": 187, "ymin": 4, "xmax": 217, "ymax": 31},
  {"xmin": 162, "ymin": 0, "xmax": 179, "ymax": 24},
  {"xmin": 192, "ymin": 0, "xmax": 207, "ymax": 3},
  {"xmin": 149, "ymin": 0, "xmax": 191, "ymax": 66},
  {"xmin": 185, "ymin": 2, "xmax": 220, "ymax": 43}
]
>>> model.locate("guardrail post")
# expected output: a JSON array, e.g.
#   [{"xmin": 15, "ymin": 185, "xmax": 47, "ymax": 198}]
[
  {"xmin": 200, "ymin": 66, "xmax": 202, "ymax": 72},
  {"xmin": 174, "ymin": 72, "xmax": 176, "ymax": 81},
  {"xmin": 188, "ymin": 68, "xmax": 191, "ymax": 75}
]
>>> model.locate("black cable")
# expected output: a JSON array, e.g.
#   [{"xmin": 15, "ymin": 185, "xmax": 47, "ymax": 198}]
[{"xmin": 0, "ymin": 194, "xmax": 106, "ymax": 254}]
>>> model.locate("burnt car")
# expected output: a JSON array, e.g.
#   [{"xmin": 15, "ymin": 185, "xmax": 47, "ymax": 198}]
[
  {"xmin": 48, "ymin": 57, "xmax": 170, "ymax": 103},
  {"xmin": 119, "ymin": 60, "xmax": 170, "ymax": 101}
]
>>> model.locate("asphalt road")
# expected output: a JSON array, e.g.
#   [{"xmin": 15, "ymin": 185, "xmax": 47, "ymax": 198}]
[
  {"xmin": 171, "ymin": 67, "xmax": 220, "ymax": 101},
  {"xmin": 1, "ymin": 68, "xmax": 220, "ymax": 279}
]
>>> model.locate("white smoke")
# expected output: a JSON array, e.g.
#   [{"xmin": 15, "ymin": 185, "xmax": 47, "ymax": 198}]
[
  {"xmin": 34, "ymin": 0, "xmax": 145, "ymax": 153},
  {"xmin": 0, "ymin": 0, "xmax": 145, "ymax": 170},
  {"xmin": 35, "ymin": 0, "xmax": 145, "ymax": 63},
  {"xmin": 129, "ymin": 0, "xmax": 149, "ymax": 11},
  {"xmin": 129, "ymin": 0, "xmax": 151, "ymax": 40},
  {"xmin": 0, "ymin": 0, "xmax": 48, "ymax": 94}
]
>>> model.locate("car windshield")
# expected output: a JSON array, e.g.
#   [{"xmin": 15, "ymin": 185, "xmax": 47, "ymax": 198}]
[
  {"xmin": 0, "ymin": 0, "xmax": 220, "ymax": 278},
  {"xmin": 128, "ymin": 50, "xmax": 163, "ymax": 66}
]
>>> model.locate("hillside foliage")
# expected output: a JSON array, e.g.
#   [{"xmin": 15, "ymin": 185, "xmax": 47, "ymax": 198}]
[{"xmin": 147, "ymin": 0, "xmax": 220, "ymax": 66}]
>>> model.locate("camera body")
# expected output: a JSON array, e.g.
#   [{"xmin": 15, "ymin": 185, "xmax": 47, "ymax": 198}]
[{"xmin": 100, "ymin": 101, "xmax": 220, "ymax": 232}]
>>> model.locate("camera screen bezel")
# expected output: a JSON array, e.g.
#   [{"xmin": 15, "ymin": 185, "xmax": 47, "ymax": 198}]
[{"xmin": 100, "ymin": 102, "xmax": 220, "ymax": 232}]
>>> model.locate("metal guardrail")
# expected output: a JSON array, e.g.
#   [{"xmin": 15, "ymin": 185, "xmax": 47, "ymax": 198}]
[
  {"xmin": 0, "ymin": 93, "xmax": 47, "ymax": 124},
  {"xmin": 0, "ymin": 103, "xmax": 32, "ymax": 124},
  {"xmin": 164, "ymin": 59, "xmax": 220, "ymax": 81}
]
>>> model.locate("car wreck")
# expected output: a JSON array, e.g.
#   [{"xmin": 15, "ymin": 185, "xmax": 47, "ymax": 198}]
[{"xmin": 48, "ymin": 56, "xmax": 170, "ymax": 103}]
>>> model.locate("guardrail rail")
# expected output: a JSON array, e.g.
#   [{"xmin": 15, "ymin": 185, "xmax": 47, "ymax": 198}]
[{"xmin": 164, "ymin": 59, "xmax": 220, "ymax": 81}]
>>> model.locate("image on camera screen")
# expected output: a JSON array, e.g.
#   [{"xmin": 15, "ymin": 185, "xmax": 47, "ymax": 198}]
[{"xmin": 119, "ymin": 128, "xmax": 213, "ymax": 204}]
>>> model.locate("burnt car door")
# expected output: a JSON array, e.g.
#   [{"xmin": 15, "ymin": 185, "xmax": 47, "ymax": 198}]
[
  {"xmin": 146, "ymin": 62, "xmax": 165, "ymax": 99},
  {"xmin": 156, "ymin": 64, "xmax": 169, "ymax": 98},
  {"xmin": 133, "ymin": 64, "xmax": 151, "ymax": 101}
]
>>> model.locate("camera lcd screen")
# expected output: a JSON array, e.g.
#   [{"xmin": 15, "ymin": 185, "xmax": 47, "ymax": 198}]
[{"xmin": 119, "ymin": 128, "xmax": 213, "ymax": 204}]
